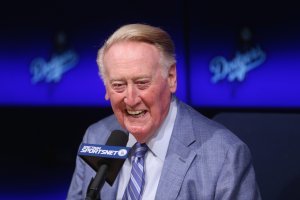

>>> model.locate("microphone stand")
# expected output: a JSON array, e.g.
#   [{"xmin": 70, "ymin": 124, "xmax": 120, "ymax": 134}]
[{"xmin": 85, "ymin": 164, "xmax": 109, "ymax": 200}]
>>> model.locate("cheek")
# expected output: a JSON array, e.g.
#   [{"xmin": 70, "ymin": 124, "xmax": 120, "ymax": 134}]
[
  {"xmin": 147, "ymin": 86, "xmax": 170, "ymax": 116},
  {"xmin": 110, "ymin": 96, "xmax": 124, "ymax": 111},
  {"xmin": 141, "ymin": 89, "xmax": 157, "ymax": 108},
  {"xmin": 110, "ymin": 100, "xmax": 126, "ymax": 127},
  {"xmin": 108, "ymin": 93, "xmax": 125, "ymax": 114}
]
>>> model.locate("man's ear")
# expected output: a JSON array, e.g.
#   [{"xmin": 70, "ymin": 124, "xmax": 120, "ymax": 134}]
[
  {"xmin": 103, "ymin": 79, "xmax": 110, "ymax": 100},
  {"xmin": 105, "ymin": 92, "xmax": 109, "ymax": 100},
  {"xmin": 168, "ymin": 64, "xmax": 177, "ymax": 93}
]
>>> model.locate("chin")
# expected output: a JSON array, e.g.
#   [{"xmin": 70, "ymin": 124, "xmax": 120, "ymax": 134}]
[
  {"xmin": 126, "ymin": 127, "xmax": 150, "ymax": 141},
  {"xmin": 126, "ymin": 126, "xmax": 144, "ymax": 135}
]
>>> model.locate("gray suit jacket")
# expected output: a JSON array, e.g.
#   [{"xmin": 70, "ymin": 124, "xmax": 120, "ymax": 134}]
[{"xmin": 67, "ymin": 99, "xmax": 261, "ymax": 200}]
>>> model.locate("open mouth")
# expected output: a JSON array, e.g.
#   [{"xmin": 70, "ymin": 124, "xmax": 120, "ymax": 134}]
[{"xmin": 126, "ymin": 110, "xmax": 147, "ymax": 118}]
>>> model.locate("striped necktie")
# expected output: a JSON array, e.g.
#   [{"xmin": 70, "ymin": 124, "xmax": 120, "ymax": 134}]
[{"xmin": 123, "ymin": 142, "xmax": 148, "ymax": 200}]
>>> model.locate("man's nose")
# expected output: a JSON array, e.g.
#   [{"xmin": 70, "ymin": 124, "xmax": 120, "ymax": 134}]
[{"xmin": 124, "ymin": 84, "xmax": 140, "ymax": 106}]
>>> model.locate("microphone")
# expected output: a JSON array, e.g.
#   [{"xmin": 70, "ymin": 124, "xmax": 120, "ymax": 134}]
[{"xmin": 79, "ymin": 130, "xmax": 129, "ymax": 200}]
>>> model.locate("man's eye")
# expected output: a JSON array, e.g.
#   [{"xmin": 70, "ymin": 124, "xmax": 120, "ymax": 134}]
[
  {"xmin": 111, "ymin": 83, "xmax": 126, "ymax": 92},
  {"xmin": 137, "ymin": 81, "xmax": 150, "ymax": 89}
]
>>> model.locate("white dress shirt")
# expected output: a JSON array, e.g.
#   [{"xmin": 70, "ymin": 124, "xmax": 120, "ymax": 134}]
[{"xmin": 116, "ymin": 97, "xmax": 178, "ymax": 200}]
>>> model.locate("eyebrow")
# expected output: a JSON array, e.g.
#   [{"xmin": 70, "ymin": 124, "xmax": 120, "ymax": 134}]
[{"xmin": 109, "ymin": 75, "xmax": 151, "ymax": 82}]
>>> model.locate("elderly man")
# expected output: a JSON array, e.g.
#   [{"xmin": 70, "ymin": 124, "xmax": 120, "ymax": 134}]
[{"xmin": 67, "ymin": 23, "xmax": 261, "ymax": 200}]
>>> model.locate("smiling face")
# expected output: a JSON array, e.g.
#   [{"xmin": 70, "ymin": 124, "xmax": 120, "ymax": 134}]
[{"xmin": 103, "ymin": 41, "xmax": 177, "ymax": 143}]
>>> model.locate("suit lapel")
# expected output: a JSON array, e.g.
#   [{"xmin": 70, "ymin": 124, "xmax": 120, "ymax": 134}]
[
  {"xmin": 155, "ymin": 101, "xmax": 197, "ymax": 200},
  {"xmin": 155, "ymin": 139, "xmax": 196, "ymax": 199}
]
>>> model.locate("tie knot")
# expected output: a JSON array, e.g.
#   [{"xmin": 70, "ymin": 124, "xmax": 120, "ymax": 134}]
[{"xmin": 134, "ymin": 143, "xmax": 148, "ymax": 158}]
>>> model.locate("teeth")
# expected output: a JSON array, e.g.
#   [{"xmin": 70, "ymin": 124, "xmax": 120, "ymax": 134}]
[{"xmin": 127, "ymin": 110, "xmax": 144, "ymax": 115}]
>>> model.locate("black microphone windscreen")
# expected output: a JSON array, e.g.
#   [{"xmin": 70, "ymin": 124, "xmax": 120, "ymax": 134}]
[
  {"xmin": 106, "ymin": 130, "xmax": 128, "ymax": 146},
  {"xmin": 79, "ymin": 130, "xmax": 129, "ymax": 186}
]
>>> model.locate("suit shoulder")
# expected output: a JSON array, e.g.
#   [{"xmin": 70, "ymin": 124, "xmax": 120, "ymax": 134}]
[
  {"xmin": 178, "ymin": 101, "xmax": 246, "ymax": 147},
  {"xmin": 83, "ymin": 114, "xmax": 125, "ymax": 143},
  {"xmin": 88, "ymin": 114, "xmax": 121, "ymax": 131}
]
